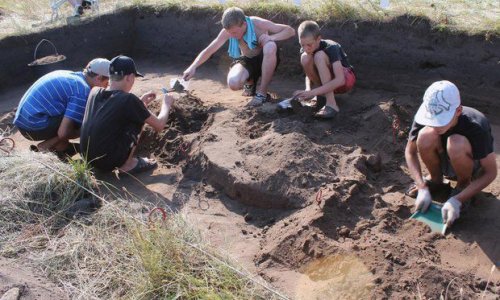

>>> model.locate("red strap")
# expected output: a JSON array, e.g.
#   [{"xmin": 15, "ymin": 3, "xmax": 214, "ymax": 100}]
[{"xmin": 148, "ymin": 207, "xmax": 167, "ymax": 225}]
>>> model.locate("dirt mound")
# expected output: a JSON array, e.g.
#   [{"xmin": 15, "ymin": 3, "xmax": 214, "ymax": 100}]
[
  {"xmin": 137, "ymin": 93, "xmax": 211, "ymax": 165},
  {"xmin": 186, "ymin": 97, "xmax": 412, "ymax": 209}
]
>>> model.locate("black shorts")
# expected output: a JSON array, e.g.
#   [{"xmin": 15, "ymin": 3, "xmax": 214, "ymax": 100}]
[
  {"xmin": 231, "ymin": 48, "xmax": 281, "ymax": 82},
  {"xmin": 19, "ymin": 115, "xmax": 63, "ymax": 141},
  {"xmin": 86, "ymin": 124, "xmax": 142, "ymax": 171}
]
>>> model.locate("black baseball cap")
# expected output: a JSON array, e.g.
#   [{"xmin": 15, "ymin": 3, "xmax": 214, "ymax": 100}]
[{"xmin": 109, "ymin": 55, "xmax": 144, "ymax": 77}]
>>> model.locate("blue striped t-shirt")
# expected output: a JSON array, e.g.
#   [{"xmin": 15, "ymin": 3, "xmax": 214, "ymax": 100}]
[{"xmin": 14, "ymin": 71, "xmax": 91, "ymax": 131}]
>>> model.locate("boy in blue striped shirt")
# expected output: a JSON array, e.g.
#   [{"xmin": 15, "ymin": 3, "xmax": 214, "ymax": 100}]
[{"xmin": 14, "ymin": 58, "xmax": 110, "ymax": 155}]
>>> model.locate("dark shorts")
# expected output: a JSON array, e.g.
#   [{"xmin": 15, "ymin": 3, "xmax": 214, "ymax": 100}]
[
  {"xmin": 439, "ymin": 151, "xmax": 481, "ymax": 179},
  {"xmin": 85, "ymin": 124, "xmax": 142, "ymax": 171},
  {"xmin": 18, "ymin": 115, "xmax": 63, "ymax": 141},
  {"xmin": 231, "ymin": 48, "xmax": 281, "ymax": 82}
]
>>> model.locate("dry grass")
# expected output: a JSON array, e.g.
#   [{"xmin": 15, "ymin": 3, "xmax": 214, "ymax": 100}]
[
  {"xmin": 0, "ymin": 0, "xmax": 498, "ymax": 39},
  {"xmin": 0, "ymin": 150, "xmax": 283, "ymax": 299}
]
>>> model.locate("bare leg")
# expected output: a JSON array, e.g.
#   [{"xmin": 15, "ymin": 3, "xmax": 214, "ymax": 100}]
[
  {"xmin": 447, "ymin": 134, "xmax": 474, "ymax": 189},
  {"xmin": 300, "ymin": 52, "xmax": 321, "ymax": 90},
  {"xmin": 118, "ymin": 129, "xmax": 155, "ymax": 172},
  {"xmin": 416, "ymin": 126, "xmax": 444, "ymax": 184},
  {"xmin": 313, "ymin": 51, "xmax": 338, "ymax": 111},
  {"xmin": 119, "ymin": 145, "xmax": 139, "ymax": 172},
  {"xmin": 227, "ymin": 63, "xmax": 250, "ymax": 91},
  {"xmin": 37, "ymin": 126, "xmax": 78, "ymax": 152},
  {"xmin": 256, "ymin": 42, "xmax": 277, "ymax": 95}
]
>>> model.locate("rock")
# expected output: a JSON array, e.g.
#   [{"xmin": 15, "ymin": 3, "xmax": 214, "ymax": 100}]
[
  {"xmin": 366, "ymin": 153, "xmax": 382, "ymax": 172},
  {"xmin": 348, "ymin": 183, "xmax": 360, "ymax": 195},
  {"xmin": 302, "ymin": 239, "xmax": 311, "ymax": 251},
  {"xmin": 1, "ymin": 288, "xmax": 21, "ymax": 300},
  {"xmin": 338, "ymin": 227, "xmax": 350, "ymax": 237},
  {"xmin": 244, "ymin": 213, "xmax": 253, "ymax": 222},
  {"xmin": 65, "ymin": 197, "xmax": 101, "ymax": 218},
  {"xmin": 350, "ymin": 232, "xmax": 361, "ymax": 240}
]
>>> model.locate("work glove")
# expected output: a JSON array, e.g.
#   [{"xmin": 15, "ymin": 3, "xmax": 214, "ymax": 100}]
[
  {"xmin": 441, "ymin": 197, "xmax": 461, "ymax": 226},
  {"xmin": 415, "ymin": 187, "xmax": 432, "ymax": 212}
]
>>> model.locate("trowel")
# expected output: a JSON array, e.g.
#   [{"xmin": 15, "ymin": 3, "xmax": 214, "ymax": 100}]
[
  {"xmin": 410, "ymin": 203, "xmax": 447, "ymax": 235},
  {"xmin": 161, "ymin": 78, "xmax": 189, "ymax": 94}
]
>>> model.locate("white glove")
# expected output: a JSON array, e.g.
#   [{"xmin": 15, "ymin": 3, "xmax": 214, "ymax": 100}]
[
  {"xmin": 442, "ymin": 197, "xmax": 461, "ymax": 226},
  {"xmin": 415, "ymin": 187, "xmax": 432, "ymax": 212}
]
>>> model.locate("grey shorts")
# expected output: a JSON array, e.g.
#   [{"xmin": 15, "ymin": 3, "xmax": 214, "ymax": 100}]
[{"xmin": 440, "ymin": 151, "xmax": 481, "ymax": 179}]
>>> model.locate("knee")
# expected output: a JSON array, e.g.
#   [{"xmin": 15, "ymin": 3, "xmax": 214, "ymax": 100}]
[
  {"xmin": 227, "ymin": 77, "xmax": 242, "ymax": 91},
  {"xmin": 313, "ymin": 51, "xmax": 328, "ymax": 65},
  {"xmin": 447, "ymin": 134, "xmax": 471, "ymax": 159},
  {"xmin": 416, "ymin": 127, "xmax": 440, "ymax": 151},
  {"xmin": 301, "ymin": 52, "xmax": 313, "ymax": 67},
  {"xmin": 263, "ymin": 41, "xmax": 277, "ymax": 56}
]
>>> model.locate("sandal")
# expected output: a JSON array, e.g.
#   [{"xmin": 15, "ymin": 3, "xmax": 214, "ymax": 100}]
[
  {"xmin": 405, "ymin": 179, "xmax": 451, "ymax": 199},
  {"xmin": 315, "ymin": 96, "xmax": 326, "ymax": 111},
  {"xmin": 242, "ymin": 81, "xmax": 256, "ymax": 97},
  {"xmin": 314, "ymin": 105, "xmax": 339, "ymax": 119},
  {"xmin": 55, "ymin": 142, "xmax": 80, "ymax": 161},
  {"xmin": 247, "ymin": 92, "xmax": 271, "ymax": 107},
  {"xmin": 290, "ymin": 98, "xmax": 316, "ymax": 117},
  {"xmin": 121, "ymin": 157, "xmax": 158, "ymax": 175}
]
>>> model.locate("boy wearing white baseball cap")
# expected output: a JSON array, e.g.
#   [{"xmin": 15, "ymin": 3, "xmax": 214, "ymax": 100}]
[{"xmin": 405, "ymin": 80, "xmax": 496, "ymax": 227}]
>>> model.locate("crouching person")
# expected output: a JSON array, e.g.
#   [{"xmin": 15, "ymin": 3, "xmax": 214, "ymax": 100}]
[
  {"xmin": 405, "ymin": 80, "xmax": 497, "ymax": 227},
  {"xmin": 14, "ymin": 58, "xmax": 110, "ymax": 157},
  {"xmin": 80, "ymin": 55, "xmax": 175, "ymax": 174}
]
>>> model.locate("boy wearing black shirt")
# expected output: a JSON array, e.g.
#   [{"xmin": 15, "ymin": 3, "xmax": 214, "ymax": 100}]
[
  {"xmin": 292, "ymin": 20, "xmax": 356, "ymax": 119},
  {"xmin": 405, "ymin": 81, "xmax": 497, "ymax": 227},
  {"xmin": 81, "ymin": 55, "xmax": 176, "ymax": 174}
]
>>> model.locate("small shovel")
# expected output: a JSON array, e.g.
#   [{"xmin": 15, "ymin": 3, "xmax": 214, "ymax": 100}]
[{"xmin": 161, "ymin": 78, "xmax": 188, "ymax": 94}]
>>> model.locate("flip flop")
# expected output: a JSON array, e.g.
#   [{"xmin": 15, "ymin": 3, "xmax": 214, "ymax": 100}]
[
  {"xmin": 55, "ymin": 142, "xmax": 80, "ymax": 161},
  {"xmin": 122, "ymin": 157, "xmax": 158, "ymax": 175},
  {"xmin": 314, "ymin": 105, "xmax": 339, "ymax": 119},
  {"xmin": 315, "ymin": 96, "xmax": 326, "ymax": 111},
  {"xmin": 242, "ymin": 82, "xmax": 256, "ymax": 97}
]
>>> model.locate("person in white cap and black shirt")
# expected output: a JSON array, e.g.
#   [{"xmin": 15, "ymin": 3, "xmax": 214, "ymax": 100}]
[
  {"xmin": 14, "ymin": 58, "xmax": 110, "ymax": 157},
  {"xmin": 405, "ymin": 80, "xmax": 497, "ymax": 227},
  {"xmin": 80, "ymin": 55, "xmax": 176, "ymax": 175}
]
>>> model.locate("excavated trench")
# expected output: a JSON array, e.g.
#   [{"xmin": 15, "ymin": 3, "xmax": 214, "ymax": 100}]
[{"xmin": 1, "ymin": 6, "xmax": 499, "ymax": 298}]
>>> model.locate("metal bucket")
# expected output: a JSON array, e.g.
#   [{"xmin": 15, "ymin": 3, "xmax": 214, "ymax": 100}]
[{"xmin": 28, "ymin": 39, "xmax": 66, "ymax": 78}]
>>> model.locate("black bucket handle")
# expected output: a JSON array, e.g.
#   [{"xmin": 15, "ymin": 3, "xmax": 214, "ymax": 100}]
[{"xmin": 33, "ymin": 39, "xmax": 59, "ymax": 61}]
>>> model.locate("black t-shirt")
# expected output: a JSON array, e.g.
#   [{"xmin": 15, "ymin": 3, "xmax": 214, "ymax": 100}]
[
  {"xmin": 80, "ymin": 88, "xmax": 151, "ymax": 170},
  {"xmin": 301, "ymin": 39, "xmax": 353, "ymax": 69},
  {"xmin": 408, "ymin": 106, "xmax": 494, "ymax": 160}
]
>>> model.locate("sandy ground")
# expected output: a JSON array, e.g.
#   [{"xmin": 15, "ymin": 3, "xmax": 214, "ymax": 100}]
[{"xmin": 0, "ymin": 60, "xmax": 499, "ymax": 299}]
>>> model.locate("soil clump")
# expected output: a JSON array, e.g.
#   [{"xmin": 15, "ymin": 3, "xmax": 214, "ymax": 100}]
[{"xmin": 136, "ymin": 93, "xmax": 211, "ymax": 166}]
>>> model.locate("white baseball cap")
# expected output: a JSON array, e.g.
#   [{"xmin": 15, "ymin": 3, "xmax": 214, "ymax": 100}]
[
  {"xmin": 414, "ymin": 80, "xmax": 461, "ymax": 127},
  {"xmin": 85, "ymin": 58, "xmax": 110, "ymax": 77}
]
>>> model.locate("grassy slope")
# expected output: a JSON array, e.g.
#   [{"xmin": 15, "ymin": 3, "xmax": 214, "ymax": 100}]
[
  {"xmin": 0, "ymin": 0, "xmax": 498, "ymax": 39},
  {"xmin": 0, "ymin": 151, "xmax": 280, "ymax": 299}
]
